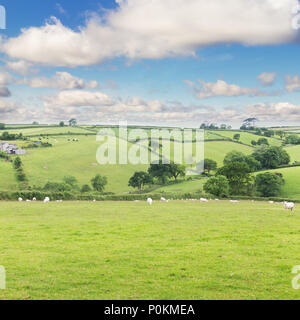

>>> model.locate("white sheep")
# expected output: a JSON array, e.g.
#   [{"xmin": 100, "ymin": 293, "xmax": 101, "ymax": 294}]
[
  {"xmin": 200, "ymin": 198, "xmax": 208, "ymax": 202},
  {"xmin": 269, "ymin": 201, "xmax": 274, "ymax": 204},
  {"xmin": 32, "ymin": 197, "xmax": 37, "ymax": 201},
  {"xmin": 44, "ymin": 197, "xmax": 50, "ymax": 203},
  {"xmin": 230, "ymin": 200, "xmax": 239, "ymax": 203},
  {"xmin": 160, "ymin": 197, "xmax": 167, "ymax": 202},
  {"xmin": 147, "ymin": 198, "xmax": 153, "ymax": 206},
  {"xmin": 18, "ymin": 197, "xmax": 23, "ymax": 202},
  {"xmin": 284, "ymin": 201, "xmax": 295, "ymax": 212}
]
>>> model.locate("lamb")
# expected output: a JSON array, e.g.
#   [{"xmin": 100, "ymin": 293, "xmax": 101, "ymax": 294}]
[
  {"xmin": 284, "ymin": 201, "xmax": 295, "ymax": 212},
  {"xmin": 147, "ymin": 198, "xmax": 153, "ymax": 206}
]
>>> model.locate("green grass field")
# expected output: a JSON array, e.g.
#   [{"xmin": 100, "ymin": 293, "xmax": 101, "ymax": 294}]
[
  {"xmin": 216, "ymin": 131, "xmax": 282, "ymax": 146},
  {"xmin": 0, "ymin": 201, "xmax": 299, "ymax": 300},
  {"xmin": 257, "ymin": 167, "xmax": 300, "ymax": 199}
]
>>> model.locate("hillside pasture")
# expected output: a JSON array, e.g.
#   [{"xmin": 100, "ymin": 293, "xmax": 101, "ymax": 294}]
[{"xmin": 0, "ymin": 201, "xmax": 299, "ymax": 300}]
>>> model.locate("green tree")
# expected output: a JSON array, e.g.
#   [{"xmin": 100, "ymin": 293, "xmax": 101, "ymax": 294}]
[
  {"xmin": 81, "ymin": 184, "xmax": 92, "ymax": 193},
  {"xmin": 91, "ymin": 174, "xmax": 107, "ymax": 192},
  {"xmin": 148, "ymin": 163, "xmax": 172, "ymax": 184},
  {"xmin": 255, "ymin": 172, "xmax": 284, "ymax": 197},
  {"xmin": 285, "ymin": 134, "xmax": 300, "ymax": 145},
  {"xmin": 128, "ymin": 171, "xmax": 153, "ymax": 191},
  {"xmin": 257, "ymin": 138, "xmax": 269, "ymax": 146},
  {"xmin": 223, "ymin": 151, "xmax": 261, "ymax": 172},
  {"xmin": 253, "ymin": 146, "xmax": 290, "ymax": 169},
  {"xmin": 0, "ymin": 123, "xmax": 5, "ymax": 130},
  {"xmin": 13, "ymin": 157, "xmax": 22, "ymax": 169},
  {"xmin": 59, "ymin": 121, "xmax": 65, "ymax": 127},
  {"xmin": 233, "ymin": 134, "xmax": 240, "ymax": 141},
  {"xmin": 167, "ymin": 162, "xmax": 186, "ymax": 180},
  {"xmin": 217, "ymin": 162, "xmax": 252, "ymax": 195},
  {"xmin": 204, "ymin": 159, "xmax": 217, "ymax": 173},
  {"xmin": 204, "ymin": 175, "xmax": 229, "ymax": 197},
  {"xmin": 69, "ymin": 118, "xmax": 77, "ymax": 127},
  {"xmin": 251, "ymin": 140, "xmax": 257, "ymax": 146},
  {"xmin": 63, "ymin": 176, "xmax": 78, "ymax": 187}
]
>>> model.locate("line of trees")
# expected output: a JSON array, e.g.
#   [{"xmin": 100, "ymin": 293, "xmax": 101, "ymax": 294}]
[{"xmin": 204, "ymin": 146, "xmax": 290, "ymax": 198}]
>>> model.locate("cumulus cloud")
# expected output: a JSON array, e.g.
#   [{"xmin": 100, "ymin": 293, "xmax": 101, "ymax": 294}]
[
  {"xmin": 6, "ymin": 60, "xmax": 35, "ymax": 76},
  {"xmin": 257, "ymin": 72, "xmax": 277, "ymax": 86},
  {"xmin": 1, "ymin": 0, "xmax": 298, "ymax": 67},
  {"xmin": 245, "ymin": 102, "xmax": 300, "ymax": 121},
  {"xmin": 26, "ymin": 72, "xmax": 98, "ymax": 90},
  {"xmin": 43, "ymin": 90, "xmax": 114, "ymax": 108},
  {"xmin": 187, "ymin": 79, "xmax": 268, "ymax": 99},
  {"xmin": 285, "ymin": 75, "xmax": 300, "ymax": 92},
  {"xmin": 0, "ymin": 72, "xmax": 15, "ymax": 86}
]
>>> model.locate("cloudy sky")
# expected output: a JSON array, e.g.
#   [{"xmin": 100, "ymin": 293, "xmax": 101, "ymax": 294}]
[{"xmin": 0, "ymin": 0, "xmax": 300, "ymax": 127}]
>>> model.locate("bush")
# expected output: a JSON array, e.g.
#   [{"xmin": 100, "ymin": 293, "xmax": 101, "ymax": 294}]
[{"xmin": 81, "ymin": 184, "xmax": 92, "ymax": 193}]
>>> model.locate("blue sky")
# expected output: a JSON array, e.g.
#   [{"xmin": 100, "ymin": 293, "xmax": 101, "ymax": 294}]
[{"xmin": 0, "ymin": 0, "xmax": 300, "ymax": 127}]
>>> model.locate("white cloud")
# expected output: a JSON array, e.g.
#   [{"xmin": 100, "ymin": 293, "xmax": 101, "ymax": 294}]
[
  {"xmin": 188, "ymin": 79, "xmax": 267, "ymax": 99},
  {"xmin": 6, "ymin": 60, "xmax": 34, "ymax": 76},
  {"xmin": 43, "ymin": 90, "xmax": 114, "ymax": 107},
  {"xmin": 26, "ymin": 72, "xmax": 98, "ymax": 90},
  {"xmin": 285, "ymin": 75, "xmax": 300, "ymax": 92},
  {"xmin": 257, "ymin": 72, "xmax": 277, "ymax": 86},
  {"xmin": 245, "ymin": 102, "xmax": 300, "ymax": 121},
  {"xmin": 1, "ymin": 0, "xmax": 298, "ymax": 67},
  {"xmin": 0, "ymin": 72, "xmax": 14, "ymax": 86}
]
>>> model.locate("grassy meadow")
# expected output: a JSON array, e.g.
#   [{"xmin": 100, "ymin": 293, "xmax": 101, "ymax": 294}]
[{"xmin": 0, "ymin": 201, "xmax": 299, "ymax": 300}]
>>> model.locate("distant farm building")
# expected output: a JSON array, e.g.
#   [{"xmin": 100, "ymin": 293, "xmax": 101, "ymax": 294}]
[{"xmin": 0, "ymin": 142, "xmax": 26, "ymax": 155}]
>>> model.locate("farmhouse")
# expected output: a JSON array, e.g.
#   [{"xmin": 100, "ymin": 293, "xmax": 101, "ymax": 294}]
[{"xmin": 0, "ymin": 142, "xmax": 26, "ymax": 155}]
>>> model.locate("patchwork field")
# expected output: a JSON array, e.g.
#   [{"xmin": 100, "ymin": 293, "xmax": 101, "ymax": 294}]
[{"xmin": 0, "ymin": 201, "xmax": 299, "ymax": 300}]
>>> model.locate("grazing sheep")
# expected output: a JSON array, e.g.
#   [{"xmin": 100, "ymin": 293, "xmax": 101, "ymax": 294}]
[
  {"xmin": 32, "ymin": 197, "xmax": 37, "ymax": 201},
  {"xmin": 230, "ymin": 200, "xmax": 239, "ymax": 203},
  {"xmin": 147, "ymin": 198, "xmax": 153, "ymax": 206},
  {"xmin": 18, "ymin": 197, "xmax": 23, "ymax": 202},
  {"xmin": 44, "ymin": 197, "xmax": 50, "ymax": 203},
  {"xmin": 160, "ymin": 197, "xmax": 167, "ymax": 202},
  {"xmin": 215, "ymin": 199, "xmax": 219, "ymax": 201},
  {"xmin": 200, "ymin": 198, "xmax": 208, "ymax": 202},
  {"xmin": 269, "ymin": 201, "xmax": 274, "ymax": 204},
  {"xmin": 284, "ymin": 201, "xmax": 295, "ymax": 212},
  {"xmin": 93, "ymin": 199, "xmax": 96, "ymax": 202},
  {"xmin": 26, "ymin": 200, "xmax": 31, "ymax": 202}
]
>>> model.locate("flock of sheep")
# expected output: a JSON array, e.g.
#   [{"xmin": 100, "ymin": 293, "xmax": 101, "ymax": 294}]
[
  {"xmin": 147, "ymin": 197, "xmax": 295, "ymax": 212},
  {"xmin": 17, "ymin": 196, "xmax": 295, "ymax": 212}
]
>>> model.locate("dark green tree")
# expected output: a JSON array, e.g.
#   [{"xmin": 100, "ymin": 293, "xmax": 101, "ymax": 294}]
[
  {"xmin": 128, "ymin": 171, "xmax": 153, "ymax": 191},
  {"xmin": 91, "ymin": 174, "xmax": 107, "ymax": 192},
  {"xmin": 255, "ymin": 172, "xmax": 285, "ymax": 197},
  {"xmin": 204, "ymin": 159, "xmax": 217, "ymax": 173},
  {"xmin": 81, "ymin": 184, "xmax": 92, "ymax": 193},
  {"xmin": 217, "ymin": 162, "xmax": 252, "ymax": 195},
  {"xmin": 204, "ymin": 175, "xmax": 229, "ymax": 197},
  {"xmin": 253, "ymin": 146, "xmax": 290, "ymax": 169},
  {"xmin": 148, "ymin": 163, "xmax": 172, "ymax": 184},
  {"xmin": 167, "ymin": 162, "xmax": 186, "ymax": 180},
  {"xmin": 13, "ymin": 157, "xmax": 22, "ymax": 169}
]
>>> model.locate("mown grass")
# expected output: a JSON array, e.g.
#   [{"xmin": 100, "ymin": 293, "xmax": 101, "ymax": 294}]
[{"xmin": 0, "ymin": 201, "xmax": 299, "ymax": 300}]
